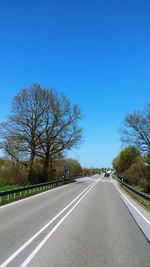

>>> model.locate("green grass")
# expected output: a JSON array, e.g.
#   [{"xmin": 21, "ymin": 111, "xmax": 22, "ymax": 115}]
[
  {"xmin": 120, "ymin": 185, "xmax": 150, "ymax": 211},
  {"xmin": 112, "ymin": 172, "xmax": 118, "ymax": 179},
  {"xmin": 0, "ymin": 185, "xmax": 20, "ymax": 191},
  {"xmin": 0, "ymin": 184, "xmax": 57, "ymax": 204},
  {"xmin": 132, "ymin": 185, "xmax": 145, "ymax": 192},
  {"xmin": 131, "ymin": 185, "xmax": 150, "ymax": 196}
]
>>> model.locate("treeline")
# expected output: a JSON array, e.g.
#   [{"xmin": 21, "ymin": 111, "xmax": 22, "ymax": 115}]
[
  {"xmin": 0, "ymin": 157, "xmax": 100, "ymax": 186},
  {"xmin": 113, "ymin": 104, "xmax": 150, "ymax": 193}
]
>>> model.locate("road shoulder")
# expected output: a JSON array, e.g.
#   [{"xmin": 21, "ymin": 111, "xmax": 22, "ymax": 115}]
[{"xmin": 112, "ymin": 178, "xmax": 150, "ymax": 242}]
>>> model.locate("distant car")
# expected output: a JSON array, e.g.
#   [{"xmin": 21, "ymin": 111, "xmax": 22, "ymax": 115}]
[
  {"xmin": 104, "ymin": 171, "xmax": 111, "ymax": 177},
  {"xmin": 104, "ymin": 172, "xmax": 110, "ymax": 177}
]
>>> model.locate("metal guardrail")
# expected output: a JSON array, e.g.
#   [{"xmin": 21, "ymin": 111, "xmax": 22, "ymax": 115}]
[
  {"xmin": 0, "ymin": 178, "xmax": 75, "ymax": 203},
  {"xmin": 114, "ymin": 175, "xmax": 150, "ymax": 202}
]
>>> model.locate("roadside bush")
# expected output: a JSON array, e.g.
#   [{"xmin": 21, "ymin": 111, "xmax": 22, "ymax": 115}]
[
  {"xmin": 0, "ymin": 160, "xmax": 28, "ymax": 186},
  {"xmin": 10, "ymin": 164, "xmax": 29, "ymax": 186},
  {"xmin": 0, "ymin": 157, "xmax": 84, "ymax": 186},
  {"xmin": 123, "ymin": 162, "xmax": 145, "ymax": 185},
  {"xmin": 123, "ymin": 162, "xmax": 150, "ymax": 193},
  {"xmin": 0, "ymin": 167, "xmax": 15, "ymax": 185},
  {"xmin": 140, "ymin": 166, "xmax": 150, "ymax": 193},
  {"xmin": 0, "ymin": 158, "xmax": 5, "ymax": 168}
]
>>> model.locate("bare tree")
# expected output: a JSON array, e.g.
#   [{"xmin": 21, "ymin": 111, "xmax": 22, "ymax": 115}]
[
  {"xmin": 0, "ymin": 84, "xmax": 50, "ymax": 182},
  {"xmin": 0, "ymin": 83, "xmax": 83, "ymax": 183},
  {"xmin": 120, "ymin": 105, "xmax": 150, "ymax": 153},
  {"xmin": 36, "ymin": 91, "xmax": 82, "ymax": 181}
]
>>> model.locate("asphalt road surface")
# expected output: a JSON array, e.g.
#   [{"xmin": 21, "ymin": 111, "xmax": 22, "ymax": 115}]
[{"xmin": 0, "ymin": 174, "xmax": 150, "ymax": 267}]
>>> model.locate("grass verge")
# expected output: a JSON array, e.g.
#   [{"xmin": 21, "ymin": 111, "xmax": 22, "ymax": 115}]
[
  {"xmin": 0, "ymin": 185, "xmax": 20, "ymax": 191},
  {"xmin": 0, "ymin": 180, "xmax": 75, "ymax": 206},
  {"xmin": 112, "ymin": 173, "xmax": 150, "ymax": 211}
]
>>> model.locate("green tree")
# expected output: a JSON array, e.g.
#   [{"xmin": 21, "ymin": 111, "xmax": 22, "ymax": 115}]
[{"xmin": 113, "ymin": 146, "xmax": 143, "ymax": 174}]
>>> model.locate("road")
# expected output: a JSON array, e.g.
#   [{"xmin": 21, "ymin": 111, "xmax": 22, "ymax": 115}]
[{"xmin": 0, "ymin": 174, "xmax": 150, "ymax": 267}]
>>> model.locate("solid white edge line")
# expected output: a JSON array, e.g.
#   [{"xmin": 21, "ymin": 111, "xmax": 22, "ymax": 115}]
[
  {"xmin": 112, "ymin": 178, "xmax": 150, "ymax": 225},
  {"xmin": 20, "ymin": 182, "xmax": 97, "ymax": 267},
  {"xmin": 0, "ymin": 182, "xmax": 94, "ymax": 267}
]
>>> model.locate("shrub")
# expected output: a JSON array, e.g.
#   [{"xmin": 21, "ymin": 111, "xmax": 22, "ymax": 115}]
[
  {"xmin": 0, "ymin": 160, "xmax": 28, "ymax": 186},
  {"xmin": 113, "ymin": 146, "xmax": 143, "ymax": 175},
  {"xmin": 123, "ymin": 162, "xmax": 150, "ymax": 193},
  {"xmin": 140, "ymin": 166, "xmax": 150, "ymax": 193},
  {"xmin": 123, "ymin": 162, "xmax": 145, "ymax": 185}
]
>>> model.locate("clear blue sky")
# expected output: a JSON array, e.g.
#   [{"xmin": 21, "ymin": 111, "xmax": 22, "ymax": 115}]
[{"xmin": 0, "ymin": 0, "xmax": 150, "ymax": 168}]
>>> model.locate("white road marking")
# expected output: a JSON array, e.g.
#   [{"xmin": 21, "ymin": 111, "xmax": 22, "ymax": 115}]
[
  {"xmin": 112, "ymin": 179, "xmax": 150, "ymax": 225},
  {"xmin": 0, "ymin": 182, "xmax": 95, "ymax": 267},
  {"xmin": 20, "ymin": 182, "xmax": 97, "ymax": 267}
]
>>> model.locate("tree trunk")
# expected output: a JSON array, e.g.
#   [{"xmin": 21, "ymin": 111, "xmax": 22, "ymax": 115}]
[
  {"xmin": 43, "ymin": 156, "xmax": 55, "ymax": 182},
  {"xmin": 28, "ymin": 150, "xmax": 35, "ymax": 183},
  {"xmin": 43, "ymin": 156, "xmax": 49, "ymax": 182}
]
